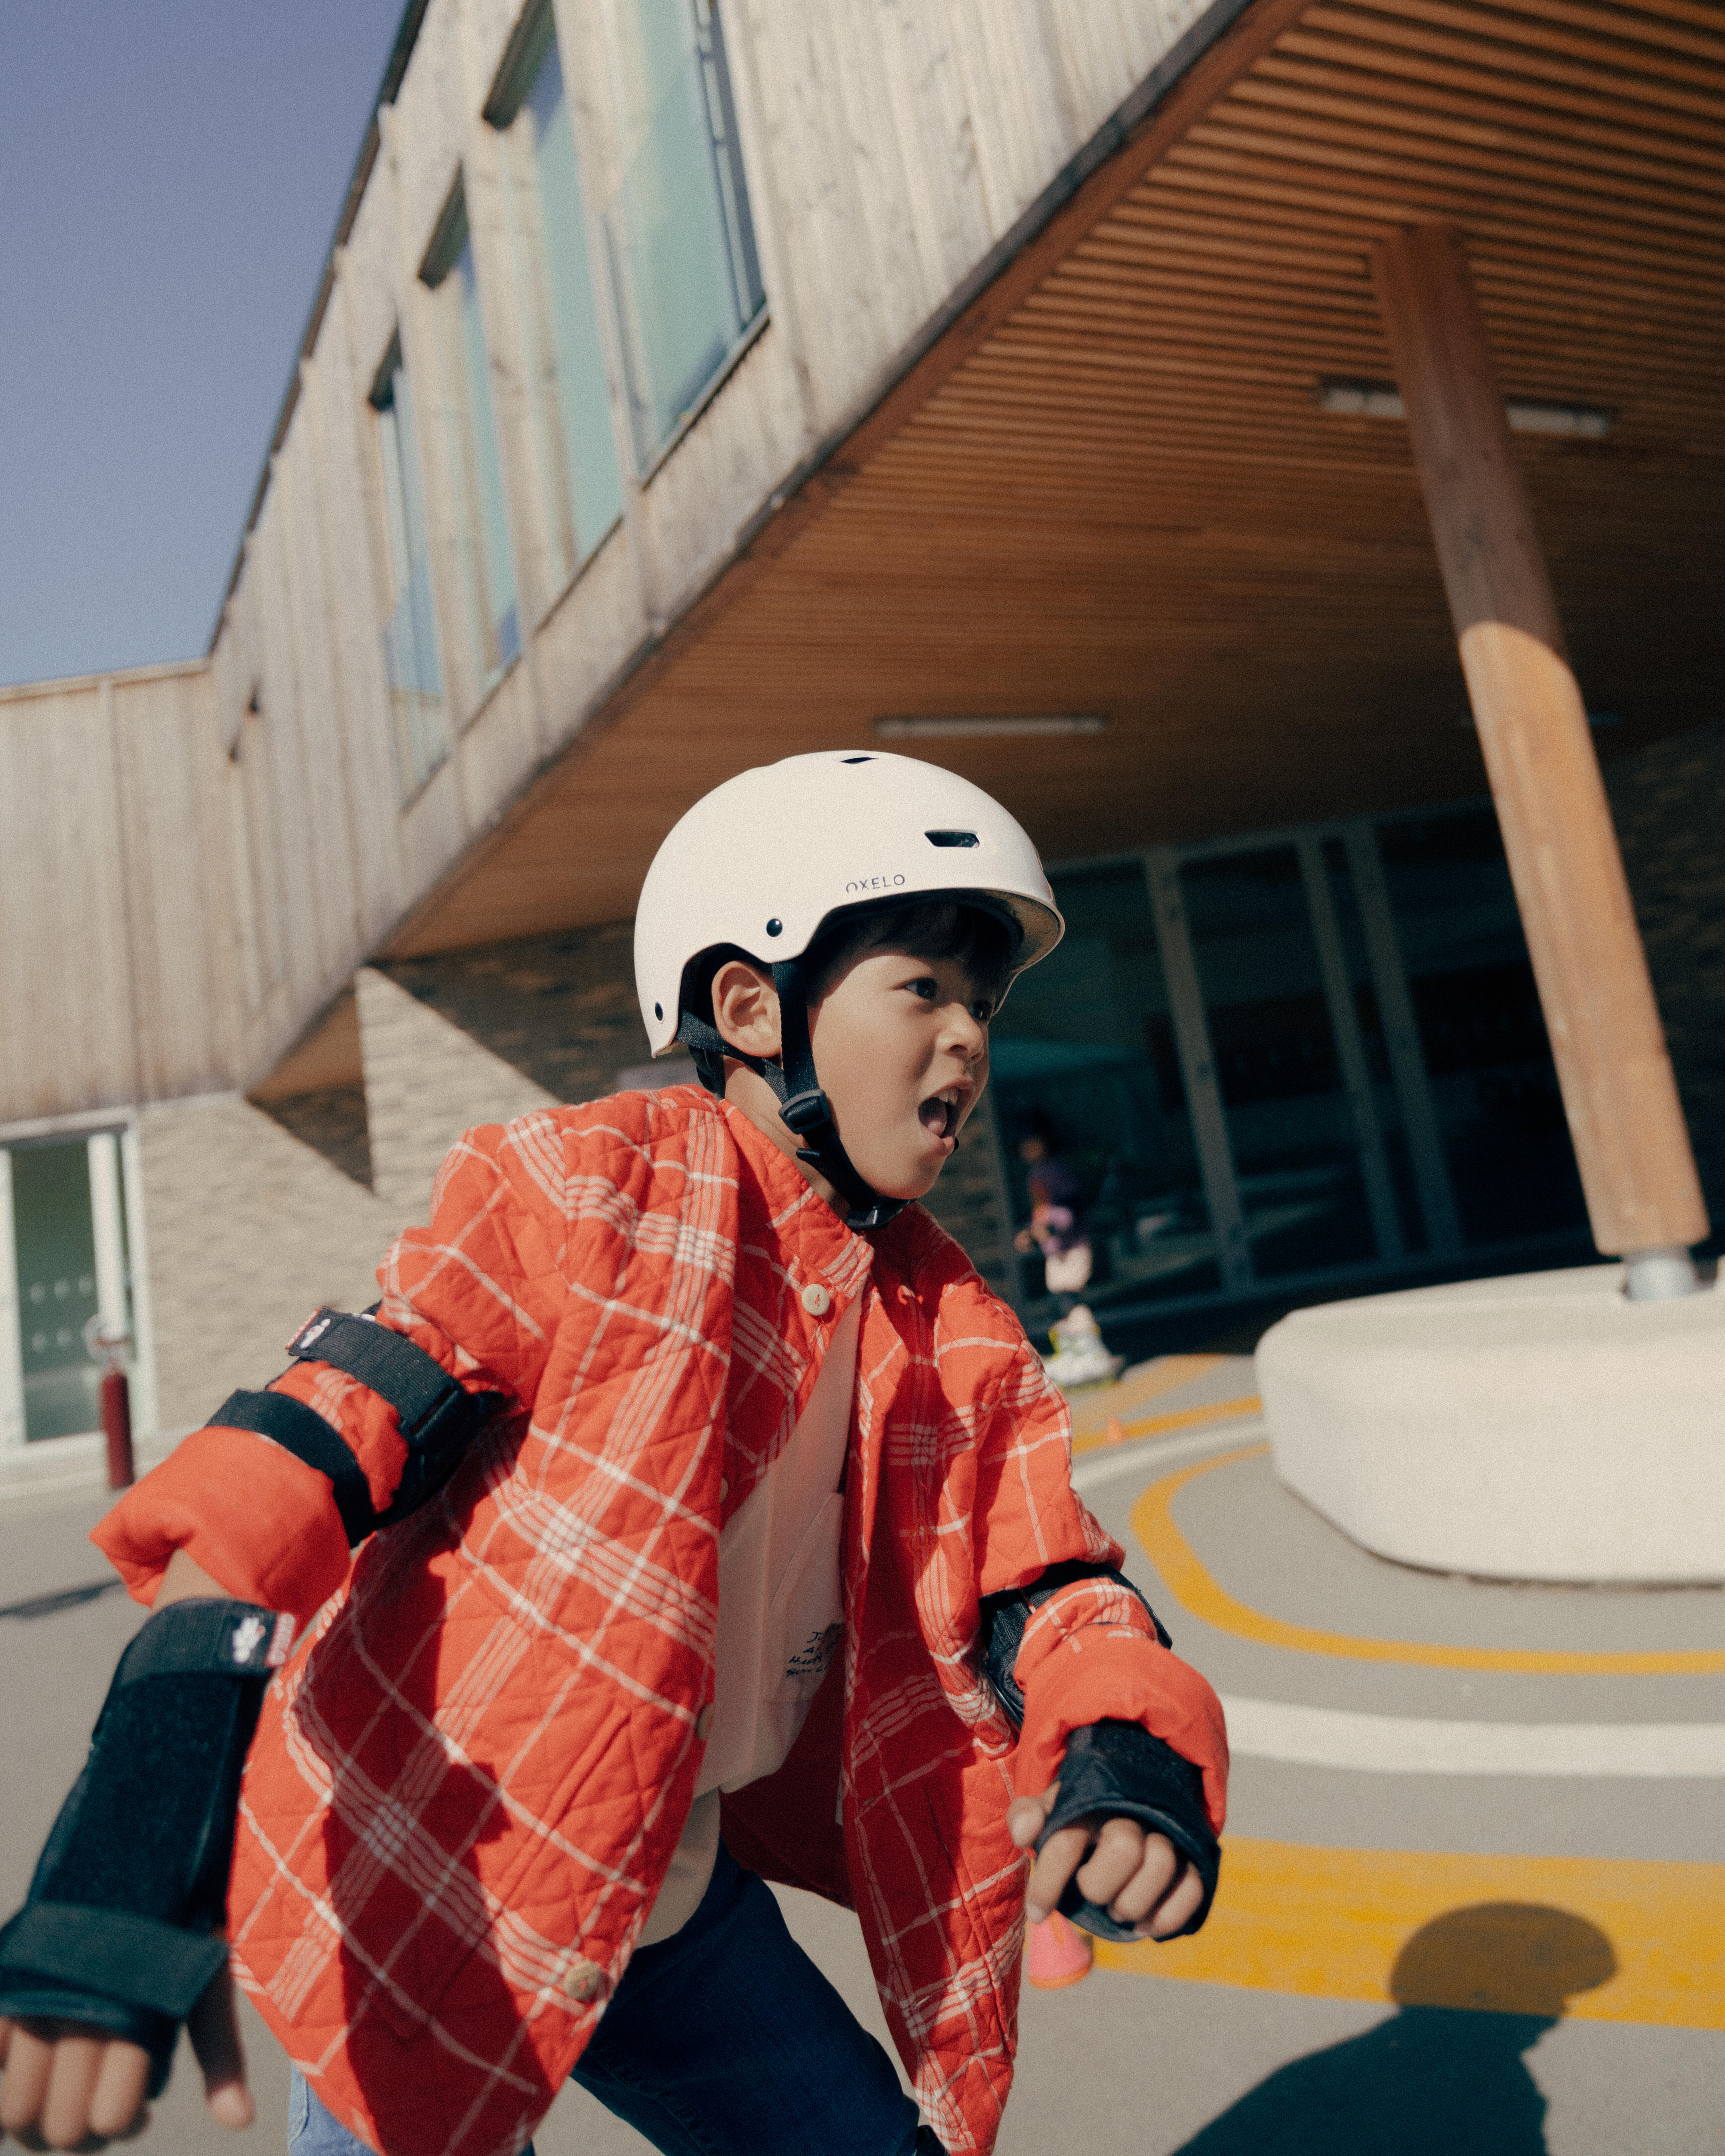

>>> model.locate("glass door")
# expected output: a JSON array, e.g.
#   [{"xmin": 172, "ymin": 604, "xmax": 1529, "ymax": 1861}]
[
  {"xmin": 993, "ymin": 799, "xmax": 1587, "ymax": 1326},
  {"xmin": 1167, "ymin": 843, "xmax": 1388, "ymax": 1282},
  {"xmin": 988, "ymin": 861, "xmax": 1228, "ymax": 1322},
  {"xmin": 1369, "ymin": 809, "xmax": 1589, "ymax": 1248},
  {"xmin": 0, "ymin": 1130, "xmax": 137, "ymax": 1445}
]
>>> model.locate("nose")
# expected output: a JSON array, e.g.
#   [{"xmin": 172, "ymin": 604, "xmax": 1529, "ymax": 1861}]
[{"xmin": 943, "ymin": 999, "xmax": 989, "ymax": 1063}]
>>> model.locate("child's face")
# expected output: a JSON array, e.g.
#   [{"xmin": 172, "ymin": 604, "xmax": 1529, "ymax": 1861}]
[{"xmin": 809, "ymin": 943, "xmax": 994, "ymax": 1201}]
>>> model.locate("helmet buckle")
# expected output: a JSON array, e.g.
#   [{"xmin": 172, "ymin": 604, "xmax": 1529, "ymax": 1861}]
[{"xmin": 780, "ymin": 1088, "xmax": 836, "ymax": 1138}]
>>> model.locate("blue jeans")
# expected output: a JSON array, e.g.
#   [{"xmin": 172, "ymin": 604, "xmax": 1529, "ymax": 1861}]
[{"xmin": 288, "ymin": 1842, "xmax": 941, "ymax": 2156}]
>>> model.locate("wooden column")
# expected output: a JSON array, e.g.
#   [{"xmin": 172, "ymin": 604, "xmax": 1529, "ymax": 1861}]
[{"xmin": 1373, "ymin": 222, "xmax": 1706, "ymax": 1261}]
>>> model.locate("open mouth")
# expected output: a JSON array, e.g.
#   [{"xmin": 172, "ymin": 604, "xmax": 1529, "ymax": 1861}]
[{"xmin": 919, "ymin": 1089, "xmax": 964, "ymax": 1141}]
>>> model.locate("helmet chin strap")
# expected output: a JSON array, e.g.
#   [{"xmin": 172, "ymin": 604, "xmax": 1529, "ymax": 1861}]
[{"xmin": 676, "ymin": 960, "xmax": 907, "ymax": 1230}]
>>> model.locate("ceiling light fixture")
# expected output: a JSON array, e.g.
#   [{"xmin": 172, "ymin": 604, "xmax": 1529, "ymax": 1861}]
[
  {"xmin": 874, "ymin": 714, "xmax": 1106, "ymax": 740},
  {"xmin": 1317, "ymin": 379, "xmax": 1612, "ymax": 439}
]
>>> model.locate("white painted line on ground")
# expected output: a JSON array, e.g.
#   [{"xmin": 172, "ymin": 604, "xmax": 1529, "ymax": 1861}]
[
  {"xmin": 1070, "ymin": 1420, "xmax": 1266, "ymax": 1495},
  {"xmin": 1069, "ymin": 1426, "xmax": 1725, "ymax": 1777},
  {"xmin": 1219, "ymin": 1694, "xmax": 1725, "ymax": 1777}
]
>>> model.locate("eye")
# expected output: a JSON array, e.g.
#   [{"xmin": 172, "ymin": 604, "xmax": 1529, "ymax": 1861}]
[
  {"xmin": 970, "ymin": 999, "xmax": 995, "ymax": 1025},
  {"xmin": 903, "ymin": 974, "xmax": 939, "ymax": 1001}
]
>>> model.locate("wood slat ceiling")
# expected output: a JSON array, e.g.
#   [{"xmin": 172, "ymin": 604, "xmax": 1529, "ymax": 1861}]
[{"xmin": 391, "ymin": 0, "xmax": 1724, "ymax": 957}]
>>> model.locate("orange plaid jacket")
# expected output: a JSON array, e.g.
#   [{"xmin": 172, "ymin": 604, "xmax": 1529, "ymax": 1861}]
[{"xmin": 97, "ymin": 1090, "xmax": 1226, "ymax": 2156}]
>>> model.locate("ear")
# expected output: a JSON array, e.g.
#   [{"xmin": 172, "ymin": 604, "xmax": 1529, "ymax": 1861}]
[{"xmin": 711, "ymin": 958, "xmax": 782, "ymax": 1060}]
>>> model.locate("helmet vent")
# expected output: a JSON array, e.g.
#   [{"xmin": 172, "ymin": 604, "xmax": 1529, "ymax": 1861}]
[
  {"xmin": 926, "ymin": 830, "xmax": 979, "ymax": 848},
  {"xmin": 841, "ymin": 755, "xmax": 873, "ymax": 764}
]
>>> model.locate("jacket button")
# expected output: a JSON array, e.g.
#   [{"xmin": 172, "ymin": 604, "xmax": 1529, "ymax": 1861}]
[
  {"xmin": 696, "ymin": 1704, "xmax": 715, "ymax": 1742},
  {"xmin": 562, "ymin": 1956, "xmax": 604, "ymax": 2005},
  {"xmin": 801, "ymin": 1282, "xmax": 832, "ymax": 1316}
]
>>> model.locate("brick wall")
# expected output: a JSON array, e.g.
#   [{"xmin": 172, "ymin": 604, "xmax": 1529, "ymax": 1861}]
[
  {"xmin": 378, "ymin": 925, "xmax": 645, "ymax": 1114},
  {"xmin": 356, "ymin": 968, "xmax": 557, "ymax": 1223},
  {"xmin": 137, "ymin": 1093, "xmax": 387, "ymax": 1432},
  {"xmin": 1606, "ymin": 719, "xmax": 1725, "ymax": 1248},
  {"xmin": 255, "ymin": 1085, "xmax": 372, "ymax": 1189}
]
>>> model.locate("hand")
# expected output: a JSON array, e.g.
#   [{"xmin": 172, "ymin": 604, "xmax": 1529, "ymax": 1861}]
[
  {"xmin": 0, "ymin": 1963, "xmax": 253, "ymax": 2150},
  {"xmin": 1007, "ymin": 1781, "xmax": 1205, "ymax": 1940}
]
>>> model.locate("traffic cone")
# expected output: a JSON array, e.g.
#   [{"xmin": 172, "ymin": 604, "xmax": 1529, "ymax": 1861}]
[{"xmin": 1025, "ymin": 1910, "xmax": 1093, "ymax": 1990}]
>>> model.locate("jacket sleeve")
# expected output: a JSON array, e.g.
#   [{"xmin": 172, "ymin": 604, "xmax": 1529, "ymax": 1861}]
[
  {"xmin": 92, "ymin": 1115, "xmax": 569, "ymax": 1627},
  {"xmin": 967, "ymin": 1333, "xmax": 1229, "ymax": 1836},
  {"xmin": 1005, "ymin": 1576, "xmax": 1228, "ymax": 1835}
]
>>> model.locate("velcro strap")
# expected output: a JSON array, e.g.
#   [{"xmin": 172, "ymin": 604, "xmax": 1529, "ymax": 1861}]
[
  {"xmin": 116, "ymin": 1599, "xmax": 294, "ymax": 1685},
  {"xmin": 286, "ymin": 1309, "xmax": 484, "ymax": 1453},
  {"xmin": 0, "ymin": 1903, "xmax": 228, "ymax": 2022},
  {"xmin": 212, "ymin": 1389, "xmax": 376, "ymax": 1544}
]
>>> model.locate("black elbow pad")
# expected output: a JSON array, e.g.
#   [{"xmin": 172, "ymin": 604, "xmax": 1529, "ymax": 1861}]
[
  {"xmin": 212, "ymin": 1307, "xmax": 503, "ymax": 1545},
  {"xmin": 0, "ymin": 1597, "xmax": 291, "ymax": 2095}
]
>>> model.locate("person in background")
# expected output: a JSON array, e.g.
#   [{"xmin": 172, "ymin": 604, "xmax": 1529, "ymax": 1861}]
[{"xmin": 1014, "ymin": 1123, "xmax": 1093, "ymax": 1313}]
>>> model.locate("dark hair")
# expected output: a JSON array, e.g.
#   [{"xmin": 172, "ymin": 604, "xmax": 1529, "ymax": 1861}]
[
  {"xmin": 804, "ymin": 898, "xmax": 1015, "ymax": 1003},
  {"xmin": 679, "ymin": 900, "xmax": 1014, "ymax": 1039}
]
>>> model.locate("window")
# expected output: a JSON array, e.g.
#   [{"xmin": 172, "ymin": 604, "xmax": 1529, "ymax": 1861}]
[
  {"xmin": 423, "ymin": 193, "xmax": 521, "ymax": 700},
  {"xmin": 601, "ymin": 0, "xmax": 765, "ymax": 471},
  {"xmin": 491, "ymin": 6, "xmax": 624, "ymax": 591},
  {"xmin": 0, "ymin": 1133, "xmax": 134, "ymax": 1446},
  {"xmin": 370, "ymin": 342, "xmax": 449, "ymax": 797}
]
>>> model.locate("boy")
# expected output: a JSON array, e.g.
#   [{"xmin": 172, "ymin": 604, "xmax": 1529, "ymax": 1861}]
[{"xmin": 0, "ymin": 753, "xmax": 1227, "ymax": 2156}]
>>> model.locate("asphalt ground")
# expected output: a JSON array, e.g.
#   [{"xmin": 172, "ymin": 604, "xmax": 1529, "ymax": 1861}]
[{"xmin": 2, "ymin": 1356, "xmax": 1720, "ymax": 2154}]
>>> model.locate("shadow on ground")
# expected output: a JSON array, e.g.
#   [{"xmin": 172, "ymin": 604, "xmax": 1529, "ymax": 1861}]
[
  {"xmin": 0, "ymin": 1577, "xmax": 124, "ymax": 1622},
  {"xmin": 1171, "ymin": 1905, "xmax": 1615, "ymax": 2154}
]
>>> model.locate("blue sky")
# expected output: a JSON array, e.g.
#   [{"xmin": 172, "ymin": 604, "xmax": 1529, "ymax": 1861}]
[{"xmin": 1, "ymin": 2, "xmax": 406, "ymax": 686}]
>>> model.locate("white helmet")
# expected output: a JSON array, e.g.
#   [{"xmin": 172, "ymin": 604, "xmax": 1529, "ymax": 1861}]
[
  {"xmin": 634, "ymin": 750, "xmax": 1063, "ymax": 1053},
  {"xmin": 632, "ymin": 752, "xmax": 1064, "ymax": 1226}
]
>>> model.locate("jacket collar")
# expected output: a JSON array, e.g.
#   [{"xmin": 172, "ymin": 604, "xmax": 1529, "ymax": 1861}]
[{"xmin": 719, "ymin": 1096, "xmax": 876, "ymax": 1308}]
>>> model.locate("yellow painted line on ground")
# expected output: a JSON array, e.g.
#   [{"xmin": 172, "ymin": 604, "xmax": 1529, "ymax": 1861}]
[
  {"xmin": 1066, "ymin": 1353, "xmax": 1230, "ymax": 1441},
  {"xmin": 1070, "ymin": 1394, "xmax": 1263, "ymax": 1458},
  {"xmin": 1132, "ymin": 1446, "xmax": 1725, "ymax": 1675},
  {"xmin": 1094, "ymin": 1838, "xmax": 1725, "ymax": 2029}
]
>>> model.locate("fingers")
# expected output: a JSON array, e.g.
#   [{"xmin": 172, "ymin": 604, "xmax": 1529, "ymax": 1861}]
[
  {"xmin": 40, "ymin": 2026, "xmax": 103, "ymax": 2152},
  {"xmin": 1021, "ymin": 1814, "xmax": 1208, "ymax": 1940},
  {"xmin": 1023, "ymin": 1823, "xmax": 1090, "ymax": 1925},
  {"xmin": 0, "ymin": 2021, "xmax": 53, "ymax": 2147},
  {"xmin": 1, "ymin": 2024, "xmax": 151, "ymax": 2153},
  {"xmin": 186, "ymin": 1972, "xmax": 253, "ymax": 2131},
  {"xmin": 1006, "ymin": 1778, "xmax": 1058, "ymax": 1853},
  {"xmin": 1083, "ymin": 1828, "xmax": 1205, "ymax": 1939},
  {"xmin": 1141, "ymin": 1859, "xmax": 1206, "ymax": 1940},
  {"xmin": 86, "ymin": 2046, "xmax": 150, "ymax": 2143},
  {"xmin": 1074, "ymin": 1816, "xmax": 1161, "ymax": 1919}
]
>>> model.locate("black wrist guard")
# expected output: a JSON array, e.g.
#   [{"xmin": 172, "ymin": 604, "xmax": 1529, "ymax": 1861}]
[
  {"xmin": 979, "ymin": 1560, "xmax": 1171, "ymax": 1729},
  {"xmin": 0, "ymin": 1597, "xmax": 290, "ymax": 2094},
  {"xmin": 1036, "ymin": 1719, "xmax": 1220, "ymax": 1944}
]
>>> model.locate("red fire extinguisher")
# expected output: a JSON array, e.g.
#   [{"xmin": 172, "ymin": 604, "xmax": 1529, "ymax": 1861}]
[{"xmin": 83, "ymin": 1316, "xmax": 135, "ymax": 1489}]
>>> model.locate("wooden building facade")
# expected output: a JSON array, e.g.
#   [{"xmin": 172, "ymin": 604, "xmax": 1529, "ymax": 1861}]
[{"xmin": 2, "ymin": 0, "xmax": 1720, "ymax": 1452}]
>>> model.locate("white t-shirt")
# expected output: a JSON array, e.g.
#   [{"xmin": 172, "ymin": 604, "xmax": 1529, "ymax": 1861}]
[{"xmin": 640, "ymin": 1296, "xmax": 860, "ymax": 1944}]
